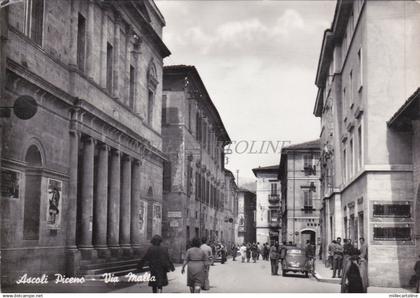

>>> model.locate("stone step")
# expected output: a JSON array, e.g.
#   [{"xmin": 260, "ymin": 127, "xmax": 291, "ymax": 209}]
[{"xmin": 80, "ymin": 258, "xmax": 142, "ymax": 270}]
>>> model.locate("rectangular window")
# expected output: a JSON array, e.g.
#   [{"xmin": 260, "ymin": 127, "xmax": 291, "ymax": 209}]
[
  {"xmin": 349, "ymin": 70, "xmax": 353, "ymax": 107},
  {"xmin": 77, "ymin": 13, "xmax": 86, "ymax": 71},
  {"xmin": 304, "ymin": 154, "xmax": 314, "ymax": 176},
  {"xmin": 163, "ymin": 160, "xmax": 171, "ymax": 192},
  {"xmin": 303, "ymin": 191, "xmax": 313, "ymax": 210},
  {"xmin": 106, "ymin": 43, "xmax": 113, "ymax": 92},
  {"xmin": 195, "ymin": 172, "xmax": 200, "ymax": 201},
  {"xmin": 129, "ymin": 65, "xmax": 135, "ymax": 109},
  {"xmin": 373, "ymin": 227, "xmax": 411, "ymax": 241},
  {"xmin": 271, "ymin": 183, "xmax": 277, "ymax": 195},
  {"xmin": 186, "ymin": 165, "xmax": 192, "ymax": 197},
  {"xmin": 342, "ymin": 88, "xmax": 347, "ymax": 120},
  {"xmin": 268, "ymin": 209, "xmax": 279, "ymax": 223},
  {"xmin": 373, "ymin": 203, "xmax": 411, "ymax": 218},
  {"xmin": 358, "ymin": 125, "xmax": 362, "ymax": 171},
  {"xmin": 188, "ymin": 102, "xmax": 192, "ymax": 130},
  {"xmin": 148, "ymin": 91, "xmax": 154, "ymax": 125},
  {"xmin": 196, "ymin": 113, "xmax": 201, "ymax": 141},
  {"xmin": 30, "ymin": 0, "xmax": 44, "ymax": 45},
  {"xmin": 343, "ymin": 148, "xmax": 347, "ymax": 182},
  {"xmin": 358, "ymin": 48, "xmax": 363, "ymax": 90},
  {"xmin": 349, "ymin": 138, "xmax": 354, "ymax": 178}
]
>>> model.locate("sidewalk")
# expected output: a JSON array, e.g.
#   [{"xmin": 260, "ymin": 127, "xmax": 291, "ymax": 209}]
[
  {"xmin": 313, "ymin": 259, "xmax": 340, "ymax": 284},
  {"xmin": 312, "ymin": 259, "xmax": 415, "ymax": 293}
]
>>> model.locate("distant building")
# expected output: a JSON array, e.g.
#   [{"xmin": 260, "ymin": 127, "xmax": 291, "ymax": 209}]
[
  {"xmin": 252, "ymin": 165, "xmax": 281, "ymax": 245},
  {"xmin": 313, "ymin": 0, "xmax": 420, "ymax": 287},
  {"xmin": 235, "ymin": 188, "xmax": 256, "ymax": 245},
  {"xmin": 279, "ymin": 140, "xmax": 321, "ymax": 247},
  {"xmin": 0, "ymin": 0, "xmax": 170, "ymax": 284},
  {"xmin": 161, "ymin": 65, "xmax": 234, "ymax": 262}
]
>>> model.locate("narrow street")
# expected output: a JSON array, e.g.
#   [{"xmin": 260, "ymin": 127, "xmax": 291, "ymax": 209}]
[{"xmin": 113, "ymin": 258, "xmax": 340, "ymax": 293}]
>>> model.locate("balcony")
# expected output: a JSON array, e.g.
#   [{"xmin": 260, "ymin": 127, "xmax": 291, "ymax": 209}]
[
  {"xmin": 268, "ymin": 221, "xmax": 281, "ymax": 228},
  {"xmin": 268, "ymin": 194, "xmax": 280, "ymax": 204}
]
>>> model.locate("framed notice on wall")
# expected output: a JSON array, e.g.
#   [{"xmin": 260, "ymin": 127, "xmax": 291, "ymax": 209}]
[
  {"xmin": 152, "ymin": 203, "xmax": 162, "ymax": 236},
  {"xmin": 47, "ymin": 178, "xmax": 62, "ymax": 229},
  {"xmin": 1, "ymin": 168, "xmax": 21, "ymax": 200},
  {"xmin": 139, "ymin": 200, "xmax": 147, "ymax": 235}
]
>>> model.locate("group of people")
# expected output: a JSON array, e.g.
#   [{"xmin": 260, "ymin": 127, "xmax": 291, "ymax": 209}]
[
  {"xmin": 326, "ymin": 237, "xmax": 368, "ymax": 293},
  {"xmin": 137, "ymin": 235, "xmax": 217, "ymax": 293}
]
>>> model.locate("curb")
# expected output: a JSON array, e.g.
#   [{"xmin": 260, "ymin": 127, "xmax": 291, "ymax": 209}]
[{"xmin": 313, "ymin": 271, "xmax": 341, "ymax": 284}]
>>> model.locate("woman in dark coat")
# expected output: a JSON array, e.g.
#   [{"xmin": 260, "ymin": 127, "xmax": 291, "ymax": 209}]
[
  {"xmin": 341, "ymin": 255, "xmax": 364, "ymax": 293},
  {"xmin": 139, "ymin": 235, "xmax": 175, "ymax": 293}
]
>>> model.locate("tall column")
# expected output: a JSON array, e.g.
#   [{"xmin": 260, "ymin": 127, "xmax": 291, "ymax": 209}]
[
  {"xmin": 120, "ymin": 154, "xmax": 132, "ymax": 256},
  {"xmin": 130, "ymin": 159, "xmax": 142, "ymax": 255},
  {"xmin": 94, "ymin": 143, "xmax": 110, "ymax": 258},
  {"xmin": 86, "ymin": 0, "xmax": 95, "ymax": 79},
  {"xmin": 66, "ymin": 128, "xmax": 81, "ymax": 274},
  {"xmin": 112, "ymin": 13, "xmax": 121, "ymax": 99},
  {"xmin": 108, "ymin": 149, "xmax": 121, "ymax": 257},
  {"xmin": 79, "ymin": 135, "xmax": 97, "ymax": 260}
]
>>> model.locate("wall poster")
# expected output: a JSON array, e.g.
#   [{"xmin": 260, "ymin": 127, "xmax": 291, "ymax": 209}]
[
  {"xmin": 1, "ymin": 168, "xmax": 21, "ymax": 200},
  {"xmin": 47, "ymin": 178, "xmax": 62, "ymax": 229},
  {"xmin": 152, "ymin": 203, "xmax": 162, "ymax": 236},
  {"xmin": 139, "ymin": 200, "xmax": 147, "ymax": 235}
]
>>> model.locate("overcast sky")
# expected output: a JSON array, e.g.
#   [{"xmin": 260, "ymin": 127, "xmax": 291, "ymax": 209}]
[{"xmin": 156, "ymin": 1, "xmax": 336, "ymax": 187}]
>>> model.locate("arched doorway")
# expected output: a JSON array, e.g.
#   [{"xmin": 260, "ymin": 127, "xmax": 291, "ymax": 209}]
[
  {"xmin": 301, "ymin": 229, "xmax": 316, "ymax": 247},
  {"xmin": 23, "ymin": 144, "xmax": 43, "ymax": 240}
]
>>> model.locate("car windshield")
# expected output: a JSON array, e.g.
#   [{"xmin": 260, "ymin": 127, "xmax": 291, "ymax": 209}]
[{"xmin": 287, "ymin": 249, "xmax": 304, "ymax": 255}]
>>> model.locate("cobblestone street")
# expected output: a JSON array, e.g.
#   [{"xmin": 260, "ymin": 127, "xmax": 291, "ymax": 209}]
[{"xmin": 2, "ymin": 257, "xmax": 414, "ymax": 293}]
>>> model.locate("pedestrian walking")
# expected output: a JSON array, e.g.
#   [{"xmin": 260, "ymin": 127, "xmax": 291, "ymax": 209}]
[
  {"xmin": 279, "ymin": 242, "xmax": 287, "ymax": 264},
  {"xmin": 341, "ymin": 254, "xmax": 364, "ymax": 293},
  {"xmin": 138, "ymin": 235, "xmax": 175, "ymax": 293},
  {"xmin": 200, "ymin": 237, "xmax": 213, "ymax": 291},
  {"xmin": 257, "ymin": 242, "xmax": 263, "ymax": 260},
  {"xmin": 263, "ymin": 242, "xmax": 270, "ymax": 260},
  {"xmin": 239, "ymin": 243, "xmax": 247, "ymax": 263},
  {"xmin": 231, "ymin": 243, "xmax": 238, "ymax": 261},
  {"xmin": 220, "ymin": 243, "xmax": 227, "ymax": 264},
  {"xmin": 327, "ymin": 240, "xmax": 336, "ymax": 269},
  {"xmin": 332, "ymin": 237, "xmax": 344, "ymax": 278},
  {"xmin": 305, "ymin": 240, "xmax": 315, "ymax": 273},
  {"xmin": 251, "ymin": 243, "xmax": 258, "ymax": 263},
  {"xmin": 342, "ymin": 239, "xmax": 353, "ymax": 272},
  {"xmin": 358, "ymin": 237, "xmax": 368, "ymax": 292},
  {"xmin": 181, "ymin": 237, "xmax": 208, "ymax": 293},
  {"xmin": 269, "ymin": 242, "xmax": 280, "ymax": 275},
  {"xmin": 246, "ymin": 243, "xmax": 251, "ymax": 263},
  {"xmin": 414, "ymin": 255, "xmax": 420, "ymax": 293}
]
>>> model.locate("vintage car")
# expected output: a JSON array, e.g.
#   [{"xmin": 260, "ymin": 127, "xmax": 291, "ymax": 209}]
[{"xmin": 281, "ymin": 247, "xmax": 312, "ymax": 277}]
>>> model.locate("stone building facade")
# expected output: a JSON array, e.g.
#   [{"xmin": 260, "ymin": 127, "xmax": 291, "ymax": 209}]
[
  {"xmin": 388, "ymin": 89, "xmax": 420, "ymax": 274},
  {"xmin": 313, "ymin": 0, "xmax": 420, "ymax": 287},
  {"xmin": 279, "ymin": 140, "xmax": 321, "ymax": 248},
  {"xmin": 235, "ymin": 188, "xmax": 256, "ymax": 245},
  {"xmin": 0, "ymin": 0, "xmax": 170, "ymax": 285},
  {"xmin": 161, "ymin": 65, "xmax": 234, "ymax": 262},
  {"xmin": 252, "ymin": 165, "xmax": 281, "ymax": 245}
]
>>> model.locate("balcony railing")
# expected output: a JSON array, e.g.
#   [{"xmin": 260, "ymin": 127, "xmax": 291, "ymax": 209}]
[{"xmin": 268, "ymin": 194, "xmax": 280, "ymax": 204}]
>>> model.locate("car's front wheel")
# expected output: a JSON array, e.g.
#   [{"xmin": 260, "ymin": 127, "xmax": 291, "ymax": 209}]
[{"xmin": 304, "ymin": 271, "xmax": 309, "ymax": 278}]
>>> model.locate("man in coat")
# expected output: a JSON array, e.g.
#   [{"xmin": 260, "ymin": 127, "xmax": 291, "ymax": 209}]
[{"xmin": 200, "ymin": 237, "xmax": 213, "ymax": 291}]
